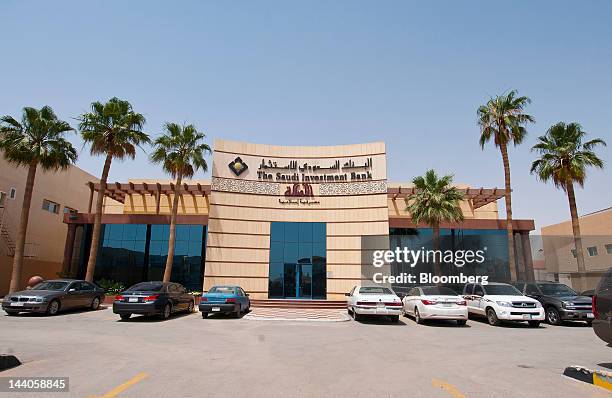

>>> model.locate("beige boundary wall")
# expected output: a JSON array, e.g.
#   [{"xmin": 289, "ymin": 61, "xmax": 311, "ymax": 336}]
[{"xmin": 204, "ymin": 140, "xmax": 389, "ymax": 300}]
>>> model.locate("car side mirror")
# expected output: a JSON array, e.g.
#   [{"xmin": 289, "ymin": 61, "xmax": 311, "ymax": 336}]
[
  {"xmin": 68, "ymin": 288, "xmax": 76, "ymax": 293},
  {"xmin": 246, "ymin": 294, "xmax": 250, "ymax": 297},
  {"xmin": 344, "ymin": 293, "xmax": 350, "ymax": 297}
]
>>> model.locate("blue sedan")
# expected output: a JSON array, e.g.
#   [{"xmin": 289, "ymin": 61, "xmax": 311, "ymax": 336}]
[{"xmin": 199, "ymin": 285, "xmax": 250, "ymax": 318}]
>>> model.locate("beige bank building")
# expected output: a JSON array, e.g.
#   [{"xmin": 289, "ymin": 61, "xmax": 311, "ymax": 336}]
[{"xmin": 3, "ymin": 140, "xmax": 536, "ymax": 299}]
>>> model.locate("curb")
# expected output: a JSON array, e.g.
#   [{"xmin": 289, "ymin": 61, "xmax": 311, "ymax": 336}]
[
  {"xmin": 563, "ymin": 366, "xmax": 612, "ymax": 391},
  {"xmin": 244, "ymin": 314, "xmax": 351, "ymax": 322},
  {"xmin": 0, "ymin": 355, "xmax": 21, "ymax": 371}
]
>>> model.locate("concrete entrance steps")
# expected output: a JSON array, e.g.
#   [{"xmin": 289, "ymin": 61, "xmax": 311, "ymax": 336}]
[{"xmin": 250, "ymin": 299, "xmax": 347, "ymax": 309}]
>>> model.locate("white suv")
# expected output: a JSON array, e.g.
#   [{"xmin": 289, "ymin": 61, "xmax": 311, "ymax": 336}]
[{"xmin": 463, "ymin": 282, "xmax": 544, "ymax": 327}]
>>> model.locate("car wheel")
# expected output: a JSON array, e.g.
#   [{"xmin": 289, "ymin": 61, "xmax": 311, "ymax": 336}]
[
  {"xmin": 90, "ymin": 297, "xmax": 101, "ymax": 310},
  {"xmin": 160, "ymin": 303, "xmax": 171, "ymax": 320},
  {"xmin": 545, "ymin": 307, "xmax": 562, "ymax": 325},
  {"xmin": 353, "ymin": 308, "xmax": 361, "ymax": 321},
  {"xmin": 187, "ymin": 301, "xmax": 194, "ymax": 313},
  {"xmin": 390, "ymin": 315, "xmax": 400, "ymax": 323},
  {"xmin": 5, "ymin": 311, "xmax": 19, "ymax": 316},
  {"xmin": 201, "ymin": 312, "xmax": 208, "ymax": 319},
  {"xmin": 233, "ymin": 308, "xmax": 240, "ymax": 318},
  {"xmin": 46, "ymin": 299, "xmax": 60, "ymax": 316},
  {"xmin": 120, "ymin": 313, "xmax": 131, "ymax": 320},
  {"xmin": 528, "ymin": 320, "xmax": 540, "ymax": 328},
  {"xmin": 415, "ymin": 308, "xmax": 424, "ymax": 324},
  {"xmin": 486, "ymin": 308, "xmax": 501, "ymax": 326},
  {"xmin": 457, "ymin": 320, "xmax": 467, "ymax": 326}
]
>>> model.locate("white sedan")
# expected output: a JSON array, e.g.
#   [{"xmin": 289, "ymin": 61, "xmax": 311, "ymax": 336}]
[
  {"xmin": 346, "ymin": 285, "xmax": 403, "ymax": 322},
  {"xmin": 402, "ymin": 286, "xmax": 468, "ymax": 325}
]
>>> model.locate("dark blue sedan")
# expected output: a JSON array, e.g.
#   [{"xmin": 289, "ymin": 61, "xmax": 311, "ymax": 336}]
[{"xmin": 199, "ymin": 285, "xmax": 250, "ymax": 318}]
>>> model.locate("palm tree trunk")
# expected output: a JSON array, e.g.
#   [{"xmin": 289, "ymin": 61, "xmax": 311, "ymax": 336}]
[
  {"xmin": 433, "ymin": 223, "xmax": 441, "ymax": 279},
  {"xmin": 566, "ymin": 181, "xmax": 586, "ymax": 291},
  {"xmin": 499, "ymin": 142, "xmax": 517, "ymax": 281},
  {"xmin": 163, "ymin": 173, "xmax": 182, "ymax": 283},
  {"xmin": 84, "ymin": 154, "xmax": 112, "ymax": 282},
  {"xmin": 8, "ymin": 161, "xmax": 38, "ymax": 293}
]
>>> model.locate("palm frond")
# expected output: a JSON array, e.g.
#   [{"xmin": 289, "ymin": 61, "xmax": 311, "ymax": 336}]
[{"xmin": 531, "ymin": 122, "xmax": 606, "ymax": 191}]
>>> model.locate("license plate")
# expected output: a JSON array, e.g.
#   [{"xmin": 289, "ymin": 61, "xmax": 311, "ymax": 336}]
[
  {"xmin": 10, "ymin": 302, "xmax": 24, "ymax": 307},
  {"xmin": 522, "ymin": 314, "xmax": 532, "ymax": 319},
  {"xmin": 587, "ymin": 313, "xmax": 594, "ymax": 319},
  {"xmin": 442, "ymin": 303, "xmax": 453, "ymax": 307},
  {"xmin": 377, "ymin": 302, "xmax": 384, "ymax": 308},
  {"xmin": 212, "ymin": 307, "xmax": 220, "ymax": 312},
  {"xmin": 128, "ymin": 297, "xmax": 138, "ymax": 303}
]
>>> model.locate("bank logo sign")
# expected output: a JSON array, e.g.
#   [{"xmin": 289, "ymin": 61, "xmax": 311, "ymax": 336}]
[{"xmin": 228, "ymin": 157, "xmax": 248, "ymax": 176}]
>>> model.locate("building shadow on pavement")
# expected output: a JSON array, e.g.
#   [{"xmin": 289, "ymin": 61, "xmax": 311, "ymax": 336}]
[
  {"xmin": 467, "ymin": 314, "xmax": 547, "ymax": 329},
  {"xmin": 5, "ymin": 306, "xmax": 109, "ymax": 317},
  {"xmin": 402, "ymin": 316, "xmax": 472, "ymax": 328}
]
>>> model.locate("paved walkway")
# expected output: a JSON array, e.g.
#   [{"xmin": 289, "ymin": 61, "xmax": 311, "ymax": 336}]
[{"xmin": 244, "ymin": 307, "xmax": 351, "ymax": 322}]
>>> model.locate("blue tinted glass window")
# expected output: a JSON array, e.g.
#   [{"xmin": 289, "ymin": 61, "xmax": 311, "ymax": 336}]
[
  {"xmin": 284, "ymin": 223, "xmax": 299, "ymax": 242},
  {"xmin": 150, "ymin": 225, "xmax": 163, "ymax": 241},
  {"xmin": 122, "ymin": 224, "xmax": 137, "ymax": 240},
  {"xmin": 270, "ymin": 222, "xmax": 284, "ymax": 242},
  {"xmin": 91, "ymin": 223, "xmax": 205, "ymax": 292},
  {"xmin": 299, "ymin": 223, "xmax": 313, "ymax": 242},
  {"xmin": 284, "ymin": 242, "xmax": 298, "ymax": 263},
  {"xmin": 268, "ymin": 222, "xmax": 326, "ymax": 299},
  {"xmin": 298, "ymin": 242, "xmax": 312, "ymax": 263},
  {"xmin": 312, "ymin": 223, "xmax": 326, "ymax": 243},
  {"xmin": 270, "ymin": 241, "xmax": 283, "ymax": 262},
  {"xmin": 176, "ymin": 225, "xmax": 190, "ymax": 241},
  {"xmin": 108, "ymin": 224, "xmax": 123, "ymax": 240},
  {"xmin": 174, "ymin": 240, "xmax": 188, "ymax": 255},
  {"xmin": 190, "ymin": 225, "xmax": 203, "ymax": 242}
]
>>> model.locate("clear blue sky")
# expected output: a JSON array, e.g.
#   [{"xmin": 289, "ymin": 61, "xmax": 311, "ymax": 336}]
[{"xmin": 1, "ymin": 1, "xmax": 610, "ymax": 230}]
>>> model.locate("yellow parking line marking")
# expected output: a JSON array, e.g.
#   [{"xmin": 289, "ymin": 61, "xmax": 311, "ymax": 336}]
[
  {"xmin": 432, "ymin": 378, "xmax": 466, "ymax": 398},
  {"xmin": 90, "ymin": 372, "xmax": 148, "ymax": 398}
]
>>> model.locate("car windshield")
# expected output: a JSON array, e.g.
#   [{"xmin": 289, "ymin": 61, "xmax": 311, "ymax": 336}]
[
  {"xmin": 537, "ymin": 283, "xmax": 576, "ymax": 296},
  {"xmin": 208, "ymin": 287, "xmax": 236, "ymax": 294},
  {"xmin": 484, "ymin": 285, "xmax": 521, "ymax": 295},
  {"xmin": 127, "ymin": 282, "xmax": 165, "ymax": 292},
  {"xmin": 31, "ymin": 281, "xmax": 69, "ymax": 291},
  {"xmin": 359, "ymin": 287, "xmax": 393, "ymax": 294},
  {"xmin": 421, "ymin": 287, "xmax": 457, "ymax": 296}
]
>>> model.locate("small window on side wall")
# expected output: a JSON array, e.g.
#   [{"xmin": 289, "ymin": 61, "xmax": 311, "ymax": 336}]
[
  {"xmin": 587, "ymin": 246, "xmax": 598, "ymax": 257},
  {"xmin": 570, "ymin": 249, "xmax": 577, "ymax": 258},
  {"xmin": 9, "ymin": 188, "xmax": 16, "ymax": 199},
  {"xmin": 63, "ymin": 206, "xmax": 77, "ymax": 214},
  {"xmin": 42, "ymin": 199, "xmax": 60, "ymax": 214},
  {"xmin": 605, "ymin": 244, "xmax": 612, "ymax": 255}
]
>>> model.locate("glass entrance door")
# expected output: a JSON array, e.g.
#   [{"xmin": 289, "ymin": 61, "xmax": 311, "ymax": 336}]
[{"xmin": 283, "ymin": 263, "xmax": 312, "ymax": 299}]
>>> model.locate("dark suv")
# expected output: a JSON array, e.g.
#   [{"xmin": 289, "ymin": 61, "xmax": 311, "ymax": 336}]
[
  {"xmin": 592, "ymin": 268, "xmax": 612, "ymax": 345},
  {"xmin": 513, "ymin": 281, "xmax": 593, "ymax": 325}
]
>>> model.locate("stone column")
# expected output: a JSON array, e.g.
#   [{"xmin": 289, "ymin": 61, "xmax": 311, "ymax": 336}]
[
  {"xmin": 61, "ymin": 224, "xmax": 77, "ymax": 277},
  {"xmin": 520, "ymin": 232, "xmax": 535, "ymax": 282}
]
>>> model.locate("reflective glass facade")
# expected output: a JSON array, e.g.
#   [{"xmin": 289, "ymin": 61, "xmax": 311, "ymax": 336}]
[
  {"xmin": 388, "ymin": 228, "xmax": 511, "ymax": 294},
  {"xmin": 78, "ymin": 224, "xmax": 206, "ymax": 291},
  {"xmin": 268, "ymin": 222, "xmax": 327, "ymax": 299}
]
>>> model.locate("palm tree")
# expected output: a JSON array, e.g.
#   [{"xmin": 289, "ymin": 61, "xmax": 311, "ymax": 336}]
[
  {"xmin": 406, "ymin": 169, "xmax": 464, "ymax": 277},
  {"xmin": 531, "ymin": 122, "xmax": 606, "ymax": 290},
  {"xmin": 0, "ymin": 106, "xmax": 77, "ymax": 293},
  {"xmin": 477, "ymin": 90, "xmax": 534, "ymax": 281},
  {"xmin": 150, "ymin": 123, "xmax": 211, "ymax": 283},
  {"xmin": 78, "ymin": 98, "xmax": 149, "ymax": 282}
]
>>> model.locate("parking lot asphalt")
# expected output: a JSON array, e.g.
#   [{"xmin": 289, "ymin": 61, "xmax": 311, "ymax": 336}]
[{"xmin": 1, "ymin": 306, "xmax": 609, "ymax": 398}]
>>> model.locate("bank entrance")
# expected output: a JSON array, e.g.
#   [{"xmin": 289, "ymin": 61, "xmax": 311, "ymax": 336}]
[{"xmin": 268, "ymin": 222, "xmax": 327, "ymax": 299}]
